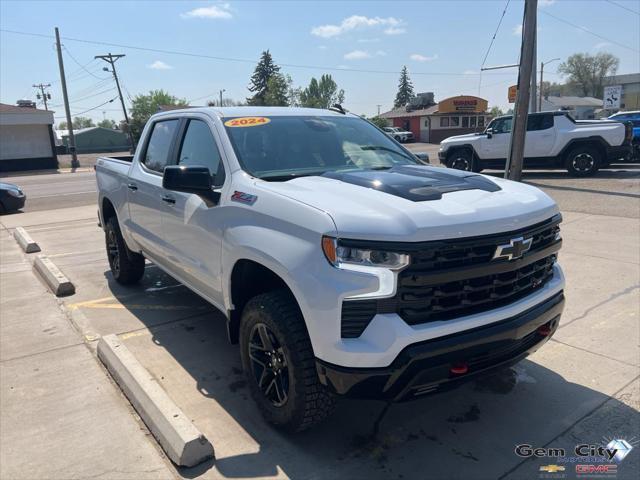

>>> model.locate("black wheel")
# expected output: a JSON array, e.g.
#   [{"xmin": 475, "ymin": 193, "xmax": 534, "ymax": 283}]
[
  {"xmin": 105, "ymin": 216, "xmax": 145, "ymax": 285},
  {"xmin": 0, "ymin": 201, "xmax": 5, "ymax": 215},
  {"xmin": 447, "ymin": 149, "xmax": 480, "ymax": 172},
  {"xmin": 565, "ymin": 145, "xmax": 601, "ymax": 177},
  {"xmin": 394, "ymin": 135, "xmax": 401, "ymax": 142},
  {"xmin": 239, "ymin": 290, "xmax": 335, "ymax": 432}
]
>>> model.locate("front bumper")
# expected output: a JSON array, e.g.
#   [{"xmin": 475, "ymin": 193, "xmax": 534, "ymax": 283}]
[
  {"xmin": 316, "ymin": 291, "xmax": 564, "ymax": 401},
  {"xmin": 1, "ymin": 193, "xmax": 26, "ymax": 212}
]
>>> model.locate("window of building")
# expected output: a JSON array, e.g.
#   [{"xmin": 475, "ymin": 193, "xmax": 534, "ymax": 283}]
[
  {"xmin": 142, "ymin": 119, "xmax": 180, "ymax": 173},
  {"xmin": 440, "ymin": 117, "xmax": 449, "ymax": 127},
  {"xmin": 450, "ymin": 116, "xmax": 460, "ymax": 127},
  {"xmin": 178, "ymin": 119, "xmax": 224, "ymax": 183},
  {"xmin": 424, "ymin": 119, "xmax": 429, "ymax": 127},
  {"xmin": 470, "ymin": 116, "xmax": 477, "ymax": 127},
  {"xmin": 462, "ymin": 116, "xmax": 469, "ymax": 128},
  {"xmin": 478, "ymin": 116, "xmax": 485, "ymax": 127}
]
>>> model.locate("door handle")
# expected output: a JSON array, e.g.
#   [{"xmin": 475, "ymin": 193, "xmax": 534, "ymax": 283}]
[
  {"xmin": 127, "ymin": 183, "xmax": 138, "ymax": 191},
  {"xmin": 161, "ymin": 195, "xmax": 176, "ymax": 205}
]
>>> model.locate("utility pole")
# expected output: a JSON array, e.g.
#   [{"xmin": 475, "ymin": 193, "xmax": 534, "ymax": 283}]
[
  {"xmin": 539, "ymin": 58, "xmax": 560, "ymax": 111},
  {"xmin": 55, "ymin": 27, "xmax": 79, "ymax": 169},
  {"xmin": 95, "ymin": 53, "xmax": 134, "ymax": 149},
  {"xmin": 504, "ymin": 0, "xmax": 537, "ymax": 181},
  {"xmin": 529, "ymin": 25, "xmax": 537, "ymax": 113},
  {"xmin": 33, "ymin": 83, "xmax": 51, "ymax": 110},
  {"xmin": 376, "ymin": 104, "xmax": 381, "ymax": 116},
  {"xmin": 219, "ymin": 89, "xmax": 226, "ymax": 107}
]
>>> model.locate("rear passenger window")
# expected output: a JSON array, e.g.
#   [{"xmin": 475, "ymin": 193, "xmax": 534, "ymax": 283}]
[
  {"xmin": 143, "ymin": 119, "xmax": 179, "ymax": 173},
  {"xmin": 527, "ymin": 114, "xmax": 553, "ymax": 131},
  {"xmin": 178, "ymin": 120, "xmax": 222, "ymax": 179}
]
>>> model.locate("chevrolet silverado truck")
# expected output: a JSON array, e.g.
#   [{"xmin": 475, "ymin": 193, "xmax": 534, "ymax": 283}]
[
  {"xmin": 438, "ymin": 111, "xmax": 633, "ymax": 176},
  {"xmin": 96, "ymin": 107, "xmax": 565, "ymax": 432}
]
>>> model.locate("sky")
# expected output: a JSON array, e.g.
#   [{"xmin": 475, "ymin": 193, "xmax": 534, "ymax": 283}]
[{"xmin": 1, "ymin": 0, "xmax": 639, "ymax": 125}]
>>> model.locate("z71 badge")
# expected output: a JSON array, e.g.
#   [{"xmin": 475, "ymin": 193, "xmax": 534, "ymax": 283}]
[{"xmin": 231, "ymin": 191, "xmax": 257, "ymax": 205}]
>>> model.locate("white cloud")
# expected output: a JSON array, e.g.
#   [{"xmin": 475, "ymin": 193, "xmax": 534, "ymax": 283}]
[
  {"xmin": 593, "ymin": 41, "xmax": 612, "ymax": 50},
  {"xmin": 539, "ymin": 0, "xmax": 556, "ymax": 6},
  {"xmin": 344, "ymin": 49, "xmax": 372, "ymax": 60},
  {"xmin": 384, "ymin": 27, "xmax": 406, "ymax": 35},
  {"xmin": 410, "ymin": 53, "xmax": 438, "ymax": 62},
  {"xmin": 512, "ymin": 24, "xmax": 523, "ymax": 36},
  {"xmin": 181, "ymin": 3, "xmax": 232, "ymax": 19},
  {"xmin": 148, "ymin": 60, "xmax": 173, "ymax": 70},
  {"xmin": 311, "ymin": 15, "xmax": 403, "ymax": 38}
]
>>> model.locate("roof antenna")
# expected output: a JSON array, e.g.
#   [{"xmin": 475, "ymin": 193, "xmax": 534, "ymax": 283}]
[{"xmin": 329, "ymin": 104, "xmax": 346, "ymax": 114}]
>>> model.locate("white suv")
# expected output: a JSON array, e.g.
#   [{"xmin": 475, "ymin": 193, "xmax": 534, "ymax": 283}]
[
  {"xmin": 383, "ymin": 126, "xmax": 414, "ymax": 143},
  {"xmin": 438, "ymin": 111, "xmax": 633, "ymax": 176}
]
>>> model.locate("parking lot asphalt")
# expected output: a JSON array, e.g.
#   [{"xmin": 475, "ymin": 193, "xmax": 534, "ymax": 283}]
[{"xmin": 1, "ymin": 187, "xmax": 638, "ymax": 478}]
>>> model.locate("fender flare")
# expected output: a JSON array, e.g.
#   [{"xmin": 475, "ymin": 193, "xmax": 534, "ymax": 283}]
[{"xmin": 558, "ymin": 136, "xmax": 610, "ymax": 161}]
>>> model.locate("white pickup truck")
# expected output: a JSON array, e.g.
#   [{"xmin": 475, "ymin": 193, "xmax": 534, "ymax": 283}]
[
  {"xmin": 96, "ymin": 107, "xmax": 565, "ymax": 431},
  {"xmin": 438, "ymin": 111, "xmax": 633, "ymax": 176}
]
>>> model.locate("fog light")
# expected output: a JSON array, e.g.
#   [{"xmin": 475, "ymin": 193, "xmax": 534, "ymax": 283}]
[{"xmin": 537, "ymin": 325, "xmax": 552, "ymax": 336}]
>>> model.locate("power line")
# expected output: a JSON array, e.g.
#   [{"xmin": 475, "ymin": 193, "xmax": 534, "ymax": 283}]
[
  {"xmin": 0, "ymin": 28, "xmax": 530, "ymax": 77},
  {"xmin": 540, "ymin": 10, "xmax": 639, "ymax": 52},
  {"xmin": 604, "ymin": 0, "xmax": 640, "ymax": 15},
  {"xmin": 63, "ymin": 46, "xmax": 109, "ymax": 80},
  {"xmin": 481, "ymin": 0, "xmax": 511, "ymax": 69},
  {"xmin": 54, "ymin": 96, "xmax": 118, "ymax": 118}
]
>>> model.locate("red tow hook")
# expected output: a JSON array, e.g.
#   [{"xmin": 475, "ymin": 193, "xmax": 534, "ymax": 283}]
[
  {"xmin": 450, "ymin": 363, "xmax": 469, "ymax": 375},
  {"xmin": 537, "ymin": 325, "xmax": 552, "ymax": 337}
]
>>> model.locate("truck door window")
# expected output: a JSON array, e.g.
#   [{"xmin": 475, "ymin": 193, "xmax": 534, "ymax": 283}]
[
  {"xmin": 178, "ymin": 119, "xmax": 223, "ymax": 182},
  {"xmin": 143, "ymin": 119, "xmax": 179, "ymax": 173},
  {"xmin": 527, "ymin": 114, "xmax": 553, "ymax": 131}
]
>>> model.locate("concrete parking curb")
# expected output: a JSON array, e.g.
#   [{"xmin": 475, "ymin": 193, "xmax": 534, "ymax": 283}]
[
  {"xmin": 97, "ymin": 334, "xmax": 214, "ymax": 467},
  {"xmin": 33, "ymin": 255, "xmax": 75, "ymax": 296},
  {"xmin": 13, "ymin": 227, "xmax": 41, "ymax": 253}
]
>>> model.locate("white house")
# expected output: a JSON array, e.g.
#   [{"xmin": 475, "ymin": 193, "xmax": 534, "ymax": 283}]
[{"xmin": 540, "ymin": 96, "xmax": 602, "ymax": 120}]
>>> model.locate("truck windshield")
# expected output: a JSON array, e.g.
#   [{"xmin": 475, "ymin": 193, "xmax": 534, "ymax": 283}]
[{"xmin": 223, "ymin": 115, "xmax": 418, "ymax": 180}]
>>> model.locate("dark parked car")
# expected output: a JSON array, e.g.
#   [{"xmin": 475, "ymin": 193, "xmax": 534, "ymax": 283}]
[
  {"xmin": 608, "ymin": 111, "xmax": 640, "ymax": 161},
  {"xmin": 0, "ymin": 182, "xmax": 26, "ymax": 213}
]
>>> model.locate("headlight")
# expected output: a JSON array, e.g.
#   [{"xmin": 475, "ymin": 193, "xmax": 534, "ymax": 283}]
[
  {"xmin": 6, "ymin": 189, "xmax": 23, "ymax": 198},
  {"xmin": 322, "ymin": 236, "xmax": 410, "ymax": 270}
]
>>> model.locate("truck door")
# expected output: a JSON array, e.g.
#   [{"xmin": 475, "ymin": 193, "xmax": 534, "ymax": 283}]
[
  {"xmin": 127, "ymin": 118, "xmax": 180, "ymax": 260},
  {"xmin": 523, "ymin": 113, "xmax": 556, "ymax": 161},
  {"xmin": 161, "ymin": 117, "xmax": 227, "ymax": 306},
  {"xmin": 480, "ymin": 117, "xmax": 511, "ymax": 160}
]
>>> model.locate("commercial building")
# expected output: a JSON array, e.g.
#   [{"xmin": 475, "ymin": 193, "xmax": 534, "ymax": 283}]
[
  {"xmin": 380, "ymin": 95, "xmax": 492, "ymax": 143},
  {"xmin": 540, "ymin": 96, "xmax": 602, "ymax": 119},
  {"xmin": 56, "ymin": 127, "xmax": 130, "ymax": 154},
  {"xmin": 0, "ymin": 102, "xmax": 57, "ymax": 172},
  {"xmin": 603, "ymin": 73, "xmax": 640, "ymax": 111}
]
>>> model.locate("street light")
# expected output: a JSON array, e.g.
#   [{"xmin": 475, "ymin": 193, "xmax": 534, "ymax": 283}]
[
  {"xmin": 539, "ymin": 57, "xmax": 561, "ymax": 111},
  {"xmin": 219, "ymin": 89, "xmax": 226, "ymax": 107}
]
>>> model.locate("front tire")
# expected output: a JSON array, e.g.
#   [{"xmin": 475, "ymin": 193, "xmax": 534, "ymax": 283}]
[
  {"xmin": 239, "ymin": 290, "xmax": 335, "ymax": 432},
  {"xmin": 565, "ymin": 145, "xmax": 601, "ymax": 177},
  {"xmin": 447, "ymin": 149, "xmax": 481, "ymax": 172},
  {"xmin": 105, "ymin": 216, "xmax": 145, "ymax": 285}
]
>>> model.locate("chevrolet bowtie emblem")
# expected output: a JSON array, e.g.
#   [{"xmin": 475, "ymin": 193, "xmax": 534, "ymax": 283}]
[
  {"xmin": 539, "ymin": 465, "xmax": 565, "ymax": 473},
  {"xmin": 493, "ymin": 236, "xmax": 533, "ymax": 261}
]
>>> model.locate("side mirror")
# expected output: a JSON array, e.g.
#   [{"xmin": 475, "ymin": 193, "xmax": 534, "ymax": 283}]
[
  {"xmin": 413, "ymin": 152, "xmax": 430, "ymax": 164},
  {"xmin": 163, "ymin": 165, "xmax": 219, "ymax": 203},
  {"xmin": 485, "ymin": 128, "xmax": 493, "ymax": 139}
]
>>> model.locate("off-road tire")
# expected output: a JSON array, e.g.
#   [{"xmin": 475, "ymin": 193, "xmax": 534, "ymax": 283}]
[
  {"xmin": 565, "ymin": 145, "xmax": 601, "ymax": 177},
  {"xmin": 105, "ymin": 216, "xmax": 145, "ymax": 285},
  {"xmin": 447, "ymin": 149, "xmax": 481, "ymax": 172},
  {"xmin": 239, "ymin": 290, "xmax": 335, "ymax": 432}
]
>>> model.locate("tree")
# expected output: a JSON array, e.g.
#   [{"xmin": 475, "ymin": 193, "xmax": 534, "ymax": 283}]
[
  {"xmin": 558, "ymin": 52, "xmax": 619, "ymax": 98},
  {"xmin": 206, "ymin": 98, "xmax": 245, "ymax": 107},
  {"xmin": 58, "ymin": 116, "xmax": 95, "ymax": 129},
  {"xmin": 394, "ymin": 66, "xmax": 414, "ymax": 108},
  {"xmin": 264, "ymin": 73, "xmax": 290, "ymax": 106},
  {"xmin": 129, "ymin": 89, "xmax": 187, "ymax": 140},
  {"xmin": 299, "ymin": 74, "xmax": 345, "ymax": 109},
  {"xmin": 247, "ymin": 50, "xmax": 281, "ymax": 106},
  {"xmin": 367, "ymin": 116, "xmax": 389, "ymax": 129},
  {"xmin": 97, "ymin": 119, "xmax": 117, "ymax": 129},
  {"xmin": 489, "ymin": 106, "xmax": 504, "ymax": 117}
]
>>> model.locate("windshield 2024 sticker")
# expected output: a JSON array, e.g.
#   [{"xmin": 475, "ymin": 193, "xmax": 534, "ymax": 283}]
[{"xmin": 224, "ymin": 117, "xmax": 271, "ymax": 127}]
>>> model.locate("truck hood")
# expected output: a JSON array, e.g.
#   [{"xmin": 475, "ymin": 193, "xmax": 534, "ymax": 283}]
[
  {"xmin": 441, "ymin": 132, "xmax": 483, "ymax": 144},
  {"xmin": 256, "ymin": 165, "xmax": 559, "ymax": 242}
]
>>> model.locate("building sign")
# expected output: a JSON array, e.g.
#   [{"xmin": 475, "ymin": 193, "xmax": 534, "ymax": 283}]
[
  {"xmin": 438, "ymin": 96, "xmax": 488, "ymax": 114},
  {"xmin": 603, "ymin": 85, "xmax": 622, "ymax": 109},
  {"xmin": 508, "ymin": 85, "xmax": 517, "ymax": 103}
]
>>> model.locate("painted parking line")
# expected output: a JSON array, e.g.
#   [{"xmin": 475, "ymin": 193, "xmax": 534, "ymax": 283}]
[{"xmin": 67, "ymin": 296, "xmax": 207, "ymax": 312}]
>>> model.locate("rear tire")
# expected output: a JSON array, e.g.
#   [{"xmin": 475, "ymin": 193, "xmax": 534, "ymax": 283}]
[
  {"xmin": 105, "ymin": 216, "xmax": 145, "ymax": 285},
  {"xmin": 447, "ymin": 149, "xmax": 481, "ymax": 172},
  {"xmin": 239, "ymin": 290, "xmax": 335, "ymax": 432},
  {"xmin": 565, "ymin": 145, "xmax": 601, "ymax": 177}
]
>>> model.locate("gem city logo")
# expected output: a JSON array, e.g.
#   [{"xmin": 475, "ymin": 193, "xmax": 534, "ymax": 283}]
[{"xmin": 515, "ymin": 436, "xmax": 638, "ymax": 478}]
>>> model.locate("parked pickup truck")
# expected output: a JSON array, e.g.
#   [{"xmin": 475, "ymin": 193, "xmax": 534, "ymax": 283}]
[
  {"xmin": 97, "ymin": 107, "xmax": 565, "ymax": 432},
  {"xmin": 438, "ymin": 111, "xmax": 633, "ymax": 176}
]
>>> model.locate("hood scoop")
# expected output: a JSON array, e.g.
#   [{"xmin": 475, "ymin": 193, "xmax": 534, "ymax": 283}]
[{"xmin": 321, "ymin": 165, "xmax": 500, "ymax": 202}]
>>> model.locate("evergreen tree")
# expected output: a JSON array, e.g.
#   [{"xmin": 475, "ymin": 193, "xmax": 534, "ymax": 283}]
[
  {"xmin": 300, "ymin": 74, "xmax": 345, "ymax": 109},
  {"xmin": 247, "ymin": 50, "xmax": 281, "ymax": 106},
  {"xmin": 394, "ymin": 66, "xmax": 414, "ymax": 108},
  {"xmin": 264, "ymin": 73, "xmax": 290, "ymax": 106}
]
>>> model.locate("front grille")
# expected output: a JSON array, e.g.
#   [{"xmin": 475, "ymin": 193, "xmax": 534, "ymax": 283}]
[{"xmin": 340, "ymin": 215, "xmax": 561, "ymax": 338}]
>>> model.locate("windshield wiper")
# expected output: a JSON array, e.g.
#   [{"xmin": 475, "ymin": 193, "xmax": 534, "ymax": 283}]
[
  {"xmin": 258, "ymin": 171, "xmax": 326, "ymax": 182},
  {"xmin": 359, "ymin": 145, "xmax": 415, "ymax": 162}
]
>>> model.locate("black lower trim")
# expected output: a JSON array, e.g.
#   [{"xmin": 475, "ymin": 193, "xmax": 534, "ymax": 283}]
[
  {"xmin": 606, "ymin": 144, "xmax": 633, "ymax": 162},
  {"xmin": 317, "ymin": 291, "xmax": 564, "ymax": 401}
]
